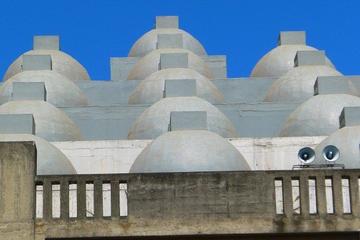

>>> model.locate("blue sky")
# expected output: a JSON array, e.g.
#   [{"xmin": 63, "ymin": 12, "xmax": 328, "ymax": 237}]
[{"xmin": 0, "ymin": 0, "xmax": 359, "ymax": 80}]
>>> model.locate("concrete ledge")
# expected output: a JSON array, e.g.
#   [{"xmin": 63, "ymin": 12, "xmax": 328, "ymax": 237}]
[{"xmin": 33, "ymin": 35, "xmax": 60, "ymax": 50}]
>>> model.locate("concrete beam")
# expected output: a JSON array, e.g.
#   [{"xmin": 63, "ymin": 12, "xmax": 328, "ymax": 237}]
[
  {"xmin": 157, "ymin": 33, "xmax": 183, "ymax": 49},
  {"xmin": 159, "ymin": 52, "xmax": 188, "ymax": 70},
  {"xmin": 156, "ymin": 16, "xmax": 179, "ymax": 29},
  {"xmin": 110, "ymin": 57, "xmax": 138, "ymax": 81},
  {"xmin": 22, "ymin": 55, "xmax": 52, "ymax": 71},
  {"xmin": 278, "ymin": 31, "xmax": 306, "ymax": 46},
  {"xmin": 314, "ymin": 76, "xmax": 350, "ymax": 95},
  {"xmin": 294, "ymin": 50, "xmax": 326, "ymax": 67},
  {"xmin": 339, "ymin": 106, "xmax": 360, "ymax": 128},
  {"xmin": 0, "ymin": 114, "xmax": 35, "ymax": 134},
  {"xmin": 164, "ymin": 79, "xmax": 196, "ymax": 98},
  {"xmin": 12, "ymin": 82, "xmax": 47, "ymax": 101},
  {"xmin": 169, "ymin": 111, "xmax": 207, "ymax": 131},
  {"xmin": 33, "ymin": 35, "xmax": 60, "ymax": 50}
]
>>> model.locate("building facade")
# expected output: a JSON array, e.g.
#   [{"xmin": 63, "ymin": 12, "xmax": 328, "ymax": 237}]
[{"xmin": 0, "ymin": 16, "xmax": 360, "ymax": 239}]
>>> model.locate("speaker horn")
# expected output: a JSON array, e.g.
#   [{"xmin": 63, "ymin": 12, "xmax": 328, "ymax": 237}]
[
  {"xmin": 322, "ymin": 145, "xmax": 340, "ymax": 162},
  {"xmin": 298, "ymin": 147, "xmax": 315, "ymax": 164}
]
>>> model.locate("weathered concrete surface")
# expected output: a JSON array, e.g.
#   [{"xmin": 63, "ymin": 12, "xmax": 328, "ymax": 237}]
[
  {"xmin": 34, "ymin": 170, "xmax": 360, "ymax": 239},
  {"xmin": 53, "ymin": 139, "xmax": 151, "ymax": 174},
  {"xmin": 0, "ymin": 141, "xmax": 36, "ymax": 240},
  {"xmin": 52, "ymin": 136, "xmax": 324, "ymax": 174}
]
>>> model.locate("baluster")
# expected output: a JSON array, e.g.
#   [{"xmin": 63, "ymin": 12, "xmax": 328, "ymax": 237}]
[
  {"xmin": 60, "ymin": 179, "xmax": 69, "ymax": 220},
  {"xmin": 77, "ymin": 179, "xmax": 86, "ymax": 219},
  {"xmin": 43, "ymin": 180, "xmax": 52, "ymax": 220},
  {"xmin": 111, "ymin": 180, "xmax": 120, "ymax": 218},
  {"xmin": 283, "ymin": 176, "xmax": 293, "ymax": 217},
  {"xmin": 316, "ymin": 174, "xmax": 326, "ymax": 216},
  {"xmin": 350, "ymin": 174, "xmax": 359, "ymax": 217},
  {"xmin": 333, "ymin": 174, "xmax": 343, "ymax": 215},
  {"xmin": 299, "ymin": 174, "xmax": 309, "ymax": 217},
  {"xmin": 94, "ymin": 179, "xmax": 103, "ymax": 218}
]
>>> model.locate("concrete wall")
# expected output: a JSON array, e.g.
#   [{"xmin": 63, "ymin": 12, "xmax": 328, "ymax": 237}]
[
  {"xmin": 0, "ymin": 141, "xmax": 36, "ymax": 240},
  {"xmin": 75, "ymin": 77, "xmax": 278, "ymax": 106},
  {"xmin": 52, "ymin": 136, "xmax": 325, "ymax": 174},
  {"xmin": 61, "ymin": 102, "xmax": 296, "ymax": 140},
  {"xmin": 34, "ymin": 170, "xmax": 360, "ymax": 239}
]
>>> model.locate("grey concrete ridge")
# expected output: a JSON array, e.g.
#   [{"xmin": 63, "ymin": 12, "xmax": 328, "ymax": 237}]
[
  {"xmin": 156, "ymin": 16, "xmax": 179, "ymax": 29},
  {"xmin": 12, "ymin": 82, "xmax": 47, "ymax": 101},
  {"xmin": 169, "ymin": 111, "xmax": 207, "ymax": 131},
  {"xmin": 314, "ymin": 76, "xmax": 349, "ymax": 95},
  {"xmin": 157, "ymin": 33, "xmax": 183, "ymax": 49},
  {"xmin": 33, "ymin": 35, "xmax": 60, "ymax": 50},
  {"xmin": 159, "ymin": 52, "xmax": 188, "ymax": 69},
  {"xmin": 0, "ymin": 114, "xmax": 35, "ymax": 135},
  {"xmin": 339, "ymin": 106, "xmax": 360, "ymax": 128},
  {"xmin": 164, "ymin": 79, "xmax": 196, "ymax": 97},
  {"xmin": 278, "ymin": 31, "xmax": 306, "ymax": 46},
  {"xmin": 22, "ymin": 55, "xmax": 52, "ymax": 71},
  {"xmin": 294, "ymin": 50, "xmax": 326, "ymax": 66}
]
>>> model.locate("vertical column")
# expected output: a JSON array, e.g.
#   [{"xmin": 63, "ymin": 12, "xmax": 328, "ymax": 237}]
[
  {"xmin": 111, "ymin": 180, "xmax": 120, "ymax": 218},
  {"xmin": 350, "ymin": 174, "xmax": 359, "ymax": 216},
  {"xmin": 333, "ymin": 174, "xmax": 343, "ymax": 215},
  {"xmin": 282, "ymin": 176, "xmax": 293, "ymax": 217},
  {"xmin": 299, "ymin": 174, "xmax": 309, "ymax": 217},
  {"xmin": 43, "ymin": 180, "xmax": 52, "ymax": 220},
  {"xmin": 94, "ymin": 179, "xmax": 103, "ymax": 218},
  {"xmin": 316, "ymin": 175, "xmax": 327, "ymax": 216},
  {"xmin": 60, "ymin": 179, "xmax": 69, "ymax": 220},
  {"xmin": 77, "ymin": 179, "xmax": 86, "ymax": 219},
  {"xmin": 0, "ymin": 142, "xmax": 37, "ymax": 240}
]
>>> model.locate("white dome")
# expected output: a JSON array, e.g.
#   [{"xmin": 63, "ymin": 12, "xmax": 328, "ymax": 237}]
[
  {"xmin": 313, "ymin": 126, "xmax": 360, "ymax": 168},
  {"xmin": 264, "ymin": 65, "xmax": 342, "ymax": 102},
  {"xmin": 251, "ymin": 45, "xmax": 335, "ymax": 78},
  {"xmin": 128, "ymin": 96, "xmax": 238, "ymax": 139},
  {"xmin": 128, "ymin": 68, "xmax": 224, "ymax": 104},
  {"xmin": 130, "ymin": 130, "xmax": 250, "ymax": 173},
  {"xmin": 129, "ymin": 28, "xmax": 207, "ymax": 57},
  {"xmin": 3, "ymin": 49, "xmax": 90, "ymax": 81},
  {"xmin": 127, "ymin": 48, "xmax": 213, "ymax": 80},
  {"xmin": 279, "ymin": 94, "xmax": 360, "ymax": 137},
  {"xmin": 0, "ymin": 100, "xmax": 82, "ymax": 141},
  {"xmin": 0, "ymin": 70, "xmax": 88, "ymax": 107},
  {"xmin": 0, "ymin": 134, "xmax": 76, "ymax": 175}
]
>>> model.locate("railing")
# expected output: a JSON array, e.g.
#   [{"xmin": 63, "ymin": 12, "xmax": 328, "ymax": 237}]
[
  {"xmin": 273, "ymin": 171, "xmax": 359, "ymax": 217},
  {"xmin": 35, "ymin": 174, "xmax": 128, "ymax": 220},
  {"xmin": 32, "ymin": 170, "xmax": 360, "ymax": 239}
]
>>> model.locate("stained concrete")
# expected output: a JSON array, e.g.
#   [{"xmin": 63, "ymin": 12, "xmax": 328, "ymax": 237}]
[
  {"xmin": 52, "ymin": 136, "xmax": 325, "ymax": 174},
  {"xmin": 0, "ymin": 142, "xmax": 36, "ymax": 240}
]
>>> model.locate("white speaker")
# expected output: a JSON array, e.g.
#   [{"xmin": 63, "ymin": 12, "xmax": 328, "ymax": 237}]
[
  {"xmin": 298, "ymin": 147, "xmax": 315, "ymax": 164},
  {"xmin": 322, "ymin": 145, "xmax": 340, "ymax": 162}
]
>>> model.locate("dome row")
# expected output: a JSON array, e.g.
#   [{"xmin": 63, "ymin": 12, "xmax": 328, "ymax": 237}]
[
  {"xmin": 0, "ymin": 36, "xmax": 92, "ymax": 176},
  {"xmin": 125, "ymin": 16, "xmax": 249, "ymax": 173}
]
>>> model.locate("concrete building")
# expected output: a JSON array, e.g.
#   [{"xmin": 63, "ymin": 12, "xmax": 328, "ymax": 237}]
[{"xmin": 0, "ymin": 16, "xmax": 360, "ymax": 239}]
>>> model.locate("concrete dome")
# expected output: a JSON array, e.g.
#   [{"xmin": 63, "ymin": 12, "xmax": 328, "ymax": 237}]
[
  {"xmin": 313, "ymin": 126, "xmax": 360, "ymax": 168},
  {"xmin": 264, "ymin": 65, "xmax": 342, "ymax": 102},
  {"xmin": 130, "ymin": 130, "xmax": 250, "ymax": 173},
  {"xmin": 0, "ymin": 101, "xmax": 82, "ymax": 141},
  {"xmin": 251, "ymin": 45, "xmax": 335, "ymax": 78},
  {"xmin": 129, "ymin": 28, "xmax": 207, "ymax": 57},
  {"xmin": 127, "ymin": 49, "xmax": 213, "ymax": 80},
  {"xmin": 128, "ymin": 96, "xmax": 238, "ymax": 139},
  {"xmin": 0, "ymin": 70, "xmax": 88, "ymax": 107},
  {"xmin": 3, "ymin": 50, "xmax": 90, "ymax": 81},
  {"xmin": 279, "ymin": 94, "xmax": 360, "ymax": 137},
  {"xmin": 128, "ymin": 68, "xmax": 224, "ymax": 104},
  {"xmin": 0, "ymin": 134, "xmax": 76, "ymax": 175}
]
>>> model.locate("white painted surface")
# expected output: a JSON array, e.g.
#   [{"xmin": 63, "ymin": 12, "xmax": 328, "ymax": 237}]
[{"xmin": 52, "ymin": 136, "xmax": 326, "ymax": 174}]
